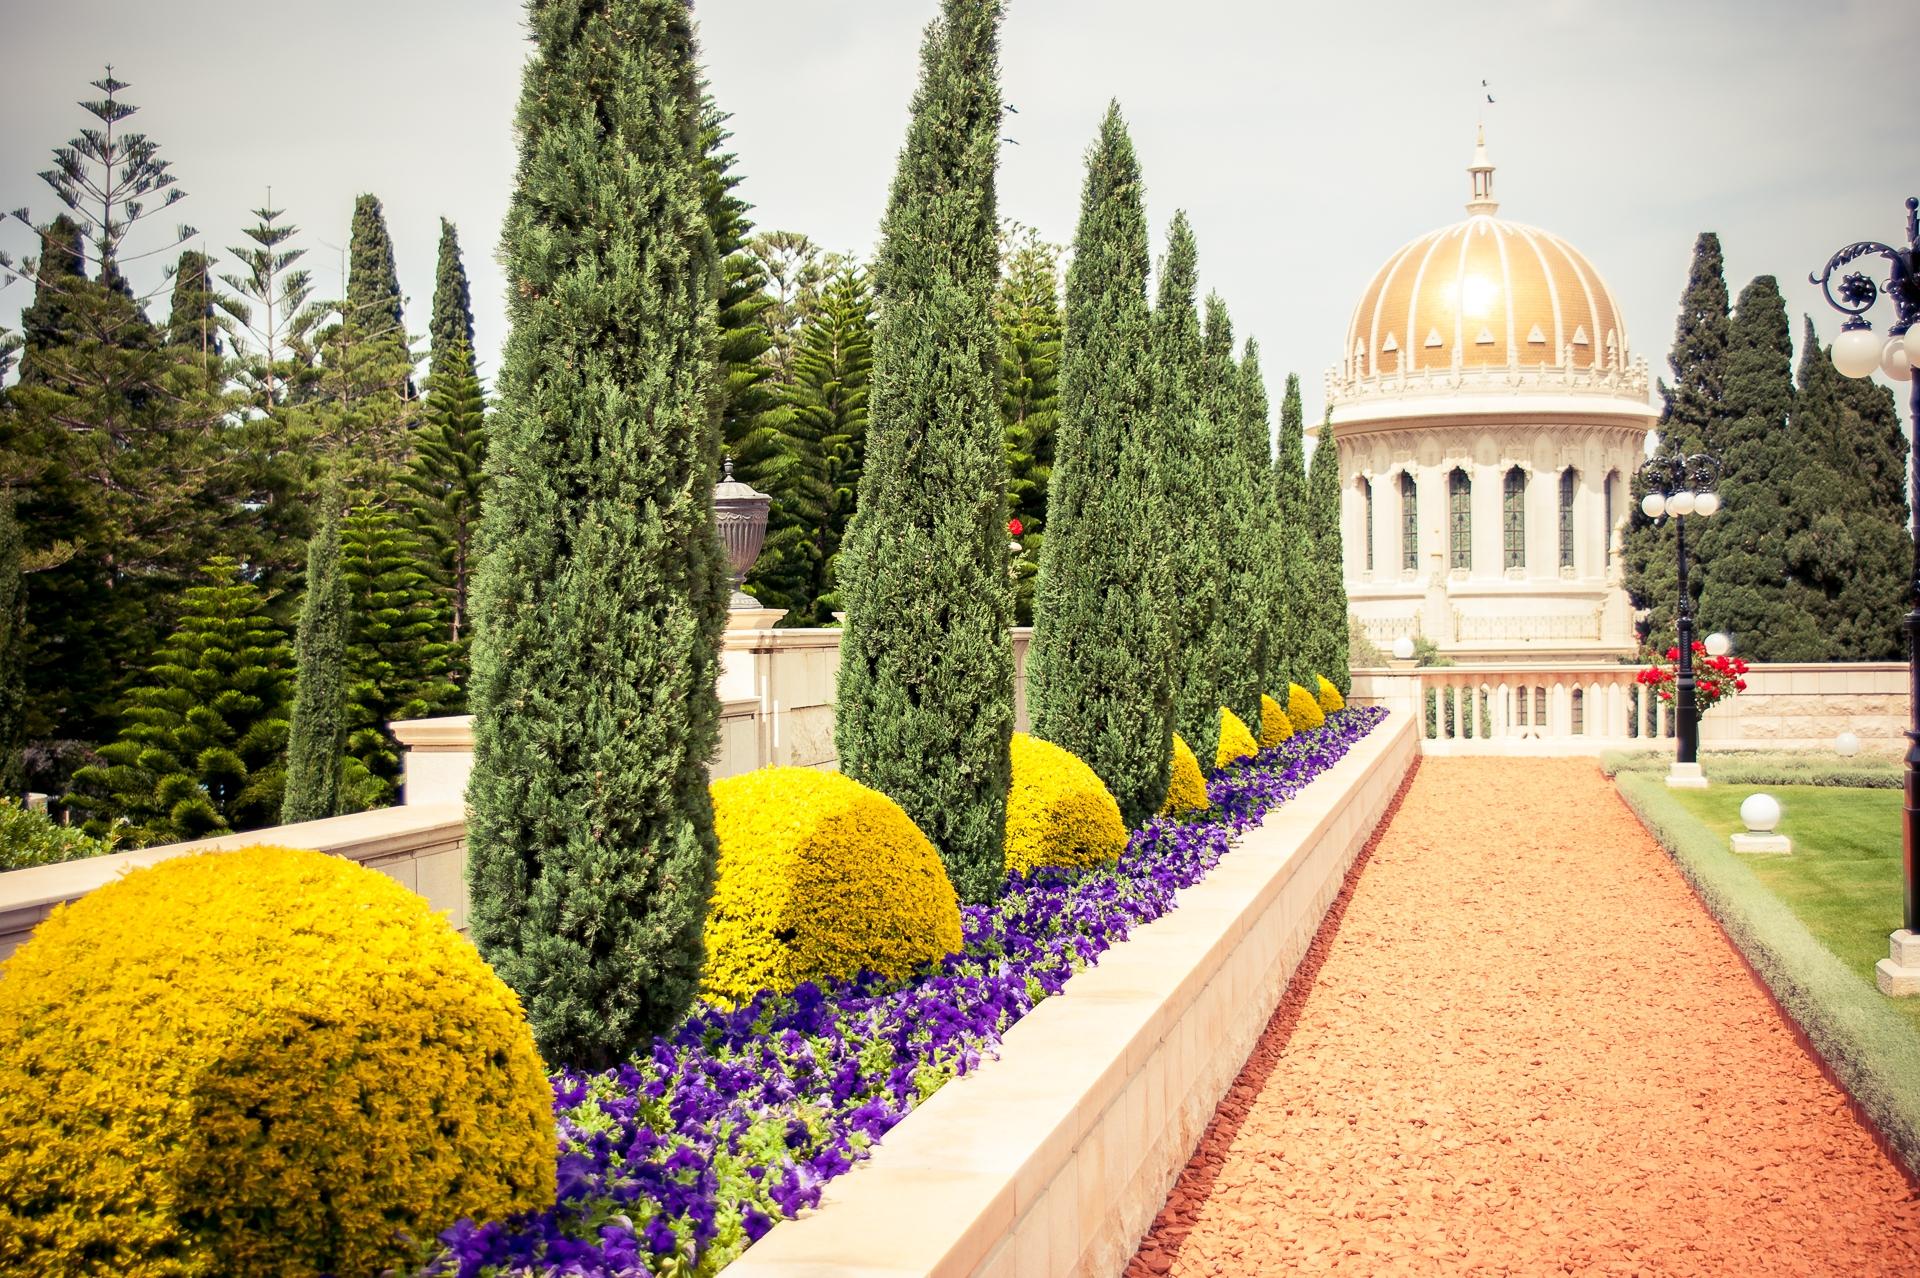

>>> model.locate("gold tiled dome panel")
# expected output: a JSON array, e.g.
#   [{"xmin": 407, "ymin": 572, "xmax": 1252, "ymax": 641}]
[{"xmin": 1346, "ymin": 216, "xmax": 1626, "ymax": 380}]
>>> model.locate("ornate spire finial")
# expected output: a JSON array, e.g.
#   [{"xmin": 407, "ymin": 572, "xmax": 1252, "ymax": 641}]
[{"xmin": 1466, "ymin": 125, "xmax": 1498, "ymax": 217}]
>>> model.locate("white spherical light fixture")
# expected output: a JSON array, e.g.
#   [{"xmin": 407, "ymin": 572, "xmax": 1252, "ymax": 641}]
[
  {"xmin": 1833, "ymin": 324, "xmax": 1883, "ymax": 378},
  {"xmin": 1641, "ymin": 492, "xmax": 1666, "ymax": 519},
  {"xmin": 1739, "ymin": 792, "xmax": 1782, "ymax": 834},
  {"xmin": 1666, "ymin": 490, "xmax": 1697, "ymax": 517},
  {"xmin": 1693, "ymin": 491, "xmax": 1720, "ymax": 518},
  {"xmin": 1883, "ymin": 334, "xmax": 1915, "ymax": 382},
  {"xmin": 1835, "ymin": 731, "xmax": 1862, "ymax": 758},
  {"xmin": 1391, "ymin": 635, "xmax": 1416, "ymax": 661},
  {"xmin": 1704, "ymin": 632, "xmax": 1731, "ymax": 657}
]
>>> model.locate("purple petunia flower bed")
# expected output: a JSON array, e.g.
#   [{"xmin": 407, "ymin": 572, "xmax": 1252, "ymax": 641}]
[{"xmin": 429, "ymin": 707, "xmax": 1385, "ymax": 1278}]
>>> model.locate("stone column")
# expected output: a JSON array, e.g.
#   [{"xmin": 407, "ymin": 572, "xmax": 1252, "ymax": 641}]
[
  {"xmin": 1472, "ymin": 462, "xmax": 1502, "ymax": 580},
  {"xmin": 1419, "ymin": 465, "xmax": 1448, "ymax": 582},
  {"xmin": 1529, "ymin": 466, "xmax": 1556, "ymax": 581}
]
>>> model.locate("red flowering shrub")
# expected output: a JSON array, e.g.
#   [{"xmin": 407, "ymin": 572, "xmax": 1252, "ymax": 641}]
[
  {"xmin": 1007, "ymin": 517, "xmax": 1023, "ymax": 537},
  {"xmin": 1635, "ymin": 641, "xmax": 1750, "ymax": 717}
]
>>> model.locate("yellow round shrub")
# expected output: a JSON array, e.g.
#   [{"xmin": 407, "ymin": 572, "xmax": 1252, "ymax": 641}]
[
  {"xmin": 1215, "ymin": 708, "xmax": 1259, "ymax": 770},
  {"xmin": 1260, "ymin": 693, "xmax": 1295, "ymax": 748},
  {"xmin": 1159, "ymin": 733, "xmax": 1210, "ymax": 816},
  {"xmin": 1287, "ymin": 682, "xmax": 1326, "ymax": 731},
  {"xmin": 1005, "ymin": 733, "xmax": 1127, "ymax": 877},
  {"xmin": 1316, "ymin": 675, "xmax": 1346, "ymax": 712},
  {"xmin": 704, "ymin": 767, "xmax": 962, "ymax": 1004},
  {"xmin": 0, "ymin": 845, "xmax": 555, "ymax": 1278}
]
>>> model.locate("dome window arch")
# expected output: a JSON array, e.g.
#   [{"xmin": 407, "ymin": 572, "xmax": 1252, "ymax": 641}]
[
  {"xmin": 1503, "ymin": 467, "xmax": 1527, "ymax": 572},
  {"xmin": 1357, "ymin": 476, "xmax": 1375, "ymax": 573},
  {"xmin": 1559, "ymin": 468, "xmax": 1579, "ymax": 572},
  {"xmin": 1448, "ymin": 468, "xmax": 1472, "ymax": 572},
  {"xmin": 1400, "ymin": 471, "xmax": 1419, "ymax": 572}
]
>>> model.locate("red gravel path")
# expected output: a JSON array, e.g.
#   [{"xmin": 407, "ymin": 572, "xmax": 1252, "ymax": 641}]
[{"xmin": 1129, "ymin": 757, "xmax": 1920, "ymax": 1276}]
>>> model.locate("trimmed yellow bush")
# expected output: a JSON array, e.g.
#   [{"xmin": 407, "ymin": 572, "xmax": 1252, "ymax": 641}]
[
  {"xmin": 1005, "ymin": 733, "xmax": 1126, "ymax": 877},
  {"xmin": 0, "ymin": 845, "xmax": 555, "ymax": 1278},
  {"xmin": 1316, "ymin": 675, "xmax": 1345, "ymax": 713},
  {"xmin": 1287, "ymin": 682, "xmax": 1326, "ymax": 731},
  {"xmin": 1160, "ymin": 733, "xmax": 1210, "ymax": 816},
  {"xmin": 1259, "ymin": 693, "xmax": 1295, "ymax": 748},
  {"xmin": 704, "ymin": 768, "xmax": 962, "ymax": 1004},
  {"xmin": 1215, "ymin": 708, "xmax": 1259, "ymax": 770}
]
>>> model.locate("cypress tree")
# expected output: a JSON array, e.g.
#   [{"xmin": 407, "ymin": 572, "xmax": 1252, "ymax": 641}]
[
  {"xmin": 340, "ymin": 502, "xmax": 459, "ymax": 810},
  {"xmin": 68, "ymin": 559, "xmax": 292, "ymax": 846},
  {"xmin": 165, "ymin": 249, "xmax": 222, "ymax": 357},
  {"xmin": 1027, "ymin": 102, "xmax": 1173, "ymax": 828},
  {"xmin": 1222, "ymin": 337, "xmax": 1275, "ymax": 724},
  {"xmin": 468, "ymin": 0, "xmax": 730, "ymax": 1067},
  {"xmin": 429, "ymin": 218, "xmax": 477, "ymax": 382},
  {"xmin": 402, "ymin": 342, "xmax": 488, "ymax": 665},
  {"xmin": 998, "ymin": 231, "xmax": 1062, "ymax": 626},
  {"xmin": 1307, "ymin": 414, "xmax": 1352, "ymax": 693},
  {"xmin": 835, "ymin": 0, "xmax": 1013, "ymax": 904},
  {"xmin": 1152, "ymin": 213, "xmax": 1222, "ymax": 766},
  {"xmin": 1695, "ymin": 277, "xmax": 1817, "ymax": 658},
  {"xmin": 1273, "ymin": 373, "xmax": 1311, "ymax": 688},
  {"xmin": 282, "ymin": 487, "xmax": 349, "ymax": 824},
  {"xmin": 786, "ymin": 265, "xmax": 874, "ymax": 623},
  {"xmin": 348, "ymin": 194, "xmax": 408, "ymax": 361},
  {"xmin": 1625, "ymin": 233, "xmax": 1731, "ymax": 643},
  {"xmin": 1203, "ymin": 294, "xmax": 1260, "ymax": 727},
  {"xmin": 14, "ymin": 216, "xmax": 86, "ymax": 388},
  {"xmin": 0, "ymin": 494, "xmax": 24, "ymax": 797}
]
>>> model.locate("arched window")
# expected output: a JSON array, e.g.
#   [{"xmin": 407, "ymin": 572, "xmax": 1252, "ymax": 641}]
[
  {"xmin": 1503, "ymin": 467, "xmax": 1526, "ymax": 571},
  {"xmin": 1559, "ymin": 469, "xmax": 1578, "ymax": 571},
  {"xmin": 1360, "ymin": 478, "xmax": 1374, "ymax": 572},
  {"xmin": 1400, "ymin": 471, "xmax": 1418, "ymax": 571},
  {"xmin": 1448, "ymin": 469, "xmax": 1471, "ymax": 571},
  {"xmin": 1604, "ymin": 470, "xmax": 1619, "ymax": 567}
]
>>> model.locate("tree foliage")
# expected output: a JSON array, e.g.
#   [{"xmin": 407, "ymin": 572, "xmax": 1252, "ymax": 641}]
[
  {"xmin": 1220, "ymin": 337, "xmax": 1276, "ymax": 723},
  {"xmin": 1272, "ymin": 373, "xmax": 1311, "ymax": 688},
  {"xmin": 1306, "ymin": 415, "xmax": 1351, "ymax": 692},
  {"xmin": 835, "ymin": 0, "xmax": 1013, "ymax": 904},
  {"xmin": 430, "ymin": 217, "xmax": 477, "ymax": 382},
  {"xmin": 282, "ymin": 488, "xmax": 348, "ymax": 824},
  {"xmin": 467, "ymin": 0, "xmax": 730, "ymax": 1067},
  {"xmin": 998, "ymin": 228, "xmax": 1061, "ymax": 626}
]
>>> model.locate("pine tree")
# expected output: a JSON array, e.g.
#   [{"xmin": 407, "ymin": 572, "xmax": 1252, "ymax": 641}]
[
  {"xmin": 430, "ymin": 218, "xmax": 477, "ymax": 382},
  {"xmin": 0, "ymin": 494, "xmax": 24, "ymax": 797},
  {"xmin": 1695, "ymin": 278, "xmax": 1816, "ymax": 658},
  {"xmin": 401, "ymin": 343, "xmax": 488, "ymax": 669},
  {"xmin": 786, "ymin": 265, "xmax": 874, "ymax": 623},
  {"xmin": 1026, "ymin": 103, "xmax": 1174, "ymax": 827},
  {"xmin": 1308, "ymin": 414, "xmax": 1352, "ymax": 693},
  {"xmin": 282, "ymin": 487, "xmax": 348, "ymax": 824},
  {"xmin": 1223, "ymin": 337, "xmax": 1277, "ymax": 724},
  {"xmin": 998, "ymin": 230, "xmax": 1061, "ymax": 626},
  {"xmin": 1625, "ymin": 233, "xmax": 1731, "ymax": 644},
  {"xmin": 749, "ymin": 230, "xmax": 830, "ymax": 381},
  {"xmin": 468, "ymin": 0, "xmax": 730, "ymax": 1067},
  {"xmin": 1273, "ymin": 372, "xmax": 1311, "ymax": 688},
  {"xmin": 340, "ymin": 503, "xmax": 458, "ymax": 810},
  {"xmin": 1152, "ymin": 213, "xmax": 1223, "ymax": 766},
  {"xmin": 835, "ymin": 0, "xmax": 1013, "ymax": 904},
  {"xmin": 67, "ymin": 559, "xmax": 292, "ymax": 846}
]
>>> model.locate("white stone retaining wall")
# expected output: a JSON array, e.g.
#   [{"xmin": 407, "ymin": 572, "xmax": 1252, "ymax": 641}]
[{"xmin": 728, "ymin": 708, "xmax": 1418, "ymax": 1278}]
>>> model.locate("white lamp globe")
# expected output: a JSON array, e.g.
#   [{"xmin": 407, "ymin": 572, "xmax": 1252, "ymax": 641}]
[
  {"xmin": 1641, "ymin": 492, "xmax": 1667, "ymax": 519},
  {"xmin": 1739, "ymin": 793, "xmax": 1782, "ymax": 834},
  {"xmin": 1391, "ymin": 635, "xmax": 1416, "ymax": 661},
  {"xmin": 1666, "ymin": 491, "xmax": 1697, "ymax": 517},
  {"xmin": 1704, "ymin": 632, "xmax": 1731, "ymax": 657},
  {"xmin": 1905, "ymin": 323, "xmax": 1920, "ymax": 369},
  {"xmin": 1835, "ymin": 731, "xmax": 1862, "ymax": 758},
  {"xmin": 1883, "ymin": 335, "xmax": 1915, "ymax": 382},
  {"xmin": 1833, "ymin": 325, "xmax": 1883, "ymax": 378},
  {"xmin": 1693, "ymin": 491, "xmax": 1720, "ymax": 518}
]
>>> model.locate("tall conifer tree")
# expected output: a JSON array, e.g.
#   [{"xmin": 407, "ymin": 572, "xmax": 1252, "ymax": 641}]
[
  {"xmin": 998, "ymin": 231, "xmax": 1061, "ymax": 625},
  {"xmin": 402, "ymin": 344, "xmax": 488, "ymax": 664},
  {"xmin": 1226, "ymin": 338, "xmax": 1277, "ymax": 723},
  {"xmin": 785, "ymin": 266, "xmax": 874, "ymax": 624},
  {"xmin": 165, "ymin": 249, "xmax": 221, "ymax": 357},
  {"xmin": 1151, "ymin": 214, "xmax": 1222, "ymax": 765},
  {"xmin": 1273, "ymin": 373, "xmax": 1311, "ymax": 688},
  {"xmin": 1027, "ymin": 103, "xmax": 1173, "ymax": 827},
  {"xmin": 283, "ymin": 487, "xmax": 348, "ymax": 824},
  {"xmin": 0, "ymin": 495, "xmax": 24, "ymax": 797},
  {"xmin": 430, "ymin": 218, "xmax": 477, "ymax": 382},
  {"xmin": 1203, "ymin": 295, "xmax": 1262, "ymax": 728},
  {"xmin": 835, "ymin": 0, "xmax": 1013, "ymax": 904},
  {"xmin": 347, "ymin": 193, "xmax": 409, "ymax": 373},
  {"xmin": 1307, "ymin": 415, "xmax": 1351, "ymax": 693},
  {"xmin": 468, "ymin": 0, "xmax": 730, "ymax": 1066},
  {"xmin": 1626, "ymin": 233, "xmax": 1731, "ymax": 643}
]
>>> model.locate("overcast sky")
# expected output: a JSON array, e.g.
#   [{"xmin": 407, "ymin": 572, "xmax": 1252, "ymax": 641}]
[{"xmin": 3, "ymin": 0, "xmax": 1916, "ymax": 429}]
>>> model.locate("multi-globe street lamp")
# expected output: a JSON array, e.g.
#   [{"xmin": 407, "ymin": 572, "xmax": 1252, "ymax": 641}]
[
  {"xmin": 1811, "ymin": 197, "xmax": 1920, "ymax": 961},
  {"xmin": 1638, "ymin": 451, "xmax": 1721, "ymax": 783}
]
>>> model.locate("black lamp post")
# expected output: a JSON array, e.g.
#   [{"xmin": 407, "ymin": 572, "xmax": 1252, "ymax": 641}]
[
  {"xmin": 1638, "ymin": 451, "xmax": 1722, "ymax": 774},
  {"xmin": 1811, "ymin": 197, "xmax": 1920, "ymax": 942}
]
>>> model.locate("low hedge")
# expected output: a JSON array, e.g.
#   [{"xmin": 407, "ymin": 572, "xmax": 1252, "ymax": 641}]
[
  {"xmin": 1602, "ymin": 749, "xmax": 1901, "ymax": 789},
  {"xmin": 1616, "ymin": 774, "xmax": 1920, "ymax": 1180}
]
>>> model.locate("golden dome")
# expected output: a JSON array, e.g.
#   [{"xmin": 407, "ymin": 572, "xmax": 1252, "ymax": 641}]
[{"xmin": 1337, "ymin": 133, "xmax": 1635, "ymax": 389}]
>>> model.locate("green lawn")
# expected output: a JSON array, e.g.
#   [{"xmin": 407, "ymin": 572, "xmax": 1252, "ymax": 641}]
[{"xmin": 1666, "ymin": 784, "xmax": 1919, "ymax": 1035}]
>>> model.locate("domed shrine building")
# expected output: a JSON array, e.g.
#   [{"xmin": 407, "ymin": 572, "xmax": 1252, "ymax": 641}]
[{"xmin": 1321, "ymin": 132, "xmax": 1653, "ymax": 662}]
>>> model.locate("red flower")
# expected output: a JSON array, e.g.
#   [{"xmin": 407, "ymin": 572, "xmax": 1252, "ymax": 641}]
[
  {"xmin": 1666, "ymin": 647, "xmax": 1679, "ymax": 661},
  {"xmin": 1735, "ymin": 679, "xmax": 1747, "ymax": 691},
  {"xmin": 1007, "ymin": 518, "xmax": 1023, "ymax": 537}
]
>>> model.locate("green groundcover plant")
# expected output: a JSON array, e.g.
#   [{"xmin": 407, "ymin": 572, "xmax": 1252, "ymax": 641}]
[
  {"xmin": 1602, "ymin": 749, "xmax": 1900, "ymax": 789},
  {"xmin": 0, "ymin": 800, "xmax": 118, "ymax": 871}
]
